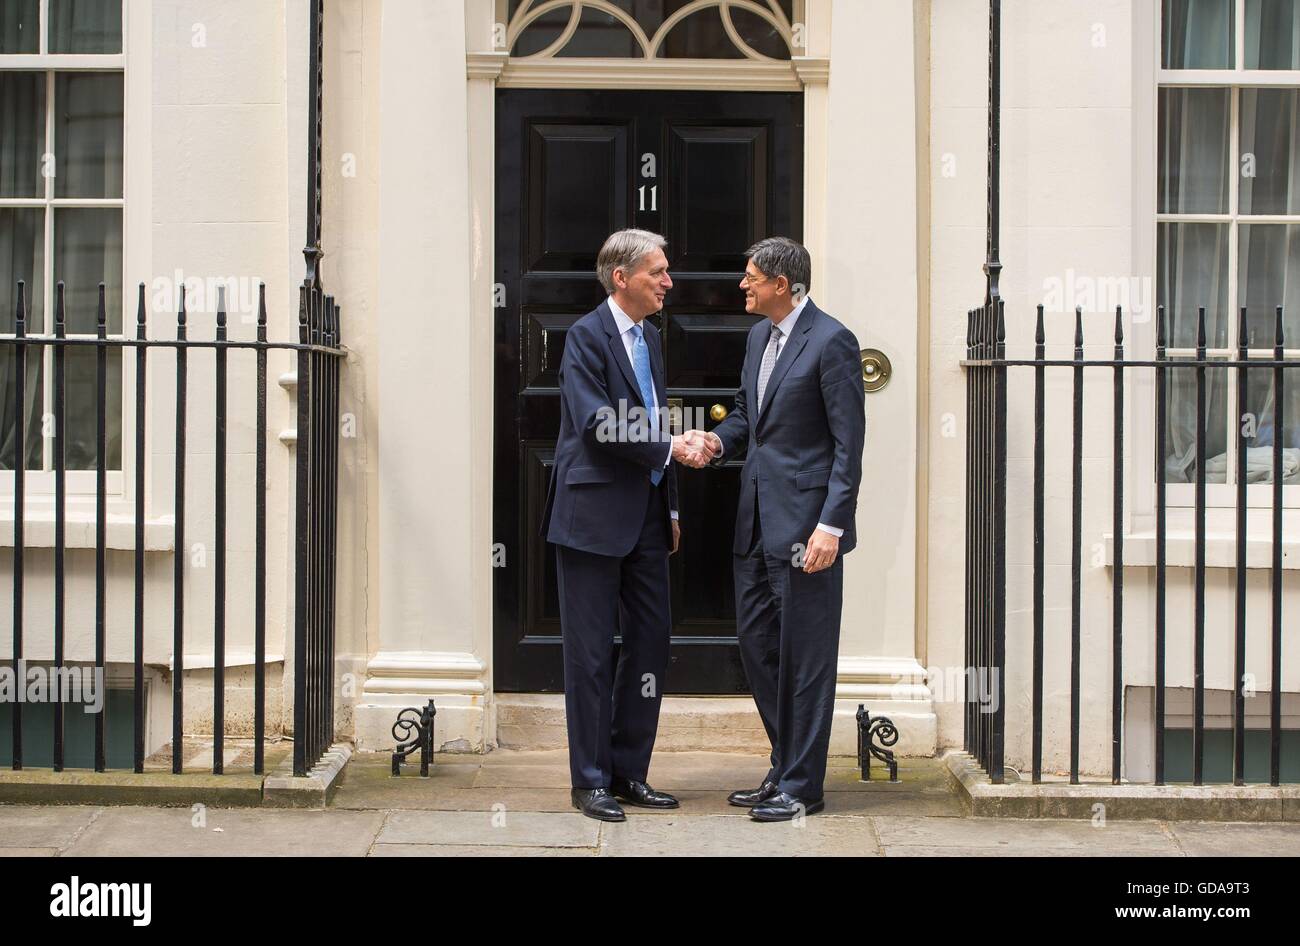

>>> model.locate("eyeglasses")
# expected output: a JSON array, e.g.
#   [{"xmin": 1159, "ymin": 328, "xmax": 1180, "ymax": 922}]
[{"xmin": 740, "ymin": 271, "xmax": 768, "ymax": 286}]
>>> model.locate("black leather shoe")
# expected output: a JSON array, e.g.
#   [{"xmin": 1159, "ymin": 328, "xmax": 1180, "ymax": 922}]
[
  {"xmin": 610, "ymin": 776, "xmax": 679, "ymax": 809},
  {"xmin": 727, "ymin": 779, "xmax": 780, "ymax": 808},
  {"xmin": 749, "ymin": 792, "xmax": 825, "ymax": 822},
  {"xmin": 571, "ymin": 788, "xmax": 626, "ymax": 822}
]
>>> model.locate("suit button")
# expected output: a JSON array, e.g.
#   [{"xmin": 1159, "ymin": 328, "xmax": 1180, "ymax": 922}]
[
  {"xmin": 751, "ymin": 474, "xmax": 757, "ymax": 484},
  {"xmin": 755, "ymin": 437, "xmax": 763, "ymax": 447}
]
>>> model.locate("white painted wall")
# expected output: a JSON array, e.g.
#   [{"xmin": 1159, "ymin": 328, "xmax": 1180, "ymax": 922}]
[{"xmin": 927, "ymin": 0, "xmax": 1300, "ymax": 778}]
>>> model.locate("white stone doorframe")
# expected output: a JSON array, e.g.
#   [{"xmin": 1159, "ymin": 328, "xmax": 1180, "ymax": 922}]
[{"xmin": 354, "ymin": 0, "xmax": 936, "ymax": 758}]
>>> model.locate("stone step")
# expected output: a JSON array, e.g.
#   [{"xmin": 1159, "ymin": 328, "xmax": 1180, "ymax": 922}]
[{"xmin": 493, "ymin": 694, "xmax": 936, "ymax": 757}]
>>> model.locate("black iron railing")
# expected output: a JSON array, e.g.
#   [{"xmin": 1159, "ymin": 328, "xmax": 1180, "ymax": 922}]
[
  {"xmin": 963, "ymin": 300, "xmax": 1294, "ymax": 787},
  {"xmin": 2, "ymin": 278, "xmax": 344, "ymax": 777}
]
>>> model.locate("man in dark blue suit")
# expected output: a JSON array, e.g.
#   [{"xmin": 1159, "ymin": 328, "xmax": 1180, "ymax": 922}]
[
  {"xmin": 541, "ymin": 229, "xmax": 714, "ymax": 822},
  {"xmin": 694, "ymin": 237, "xmax": 866, "ymax": 821}
]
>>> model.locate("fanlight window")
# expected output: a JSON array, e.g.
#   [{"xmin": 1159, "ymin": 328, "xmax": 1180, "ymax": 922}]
[{"xmin": 505, "ymin": 0, "xmax": 799, "ymax": 61}]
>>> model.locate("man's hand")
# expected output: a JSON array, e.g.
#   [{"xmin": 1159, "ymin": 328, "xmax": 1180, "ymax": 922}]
[
  {"xmin": 695, "ymin": 430, "xmax": 722, "ymax": 460},
  {"xmin": 672, "ymin": 430, "xmax": 719, "ymax": 469},
  {"xmin": 803, "ymin": 528, "xmax": 840, "ymax": 573},
  {"xmin": 670, "ymin": 519, "xmax": 680, "ymax": 554}
]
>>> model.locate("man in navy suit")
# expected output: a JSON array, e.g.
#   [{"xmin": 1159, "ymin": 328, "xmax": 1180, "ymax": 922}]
[
  {"xmin": 693, "ymin": 237, "xmax": 866, "ymax": 821},
  {"xmin": 541, "ymin": 229, "xmax": 715, "ymax": 822}
]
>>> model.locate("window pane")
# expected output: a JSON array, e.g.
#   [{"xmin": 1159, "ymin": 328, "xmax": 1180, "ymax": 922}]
[
  {"xmin": 1243, "ymin": 366, "xmax": 1300, "ymax": 481},
  {"xmin": 1158, "ymin": 222, "xmax": 1231, "ymax": 347},
  {"xmin": 0, "ymin": 208, "xmax": 45, "ymax": 332},
  {"xmin": 659, "ymin": 7, "xmax": 745, "ymax": 58},
  {"xmin": 1240, "ymin": 89, "xmax": 1300, "ymax": 215},
  {"xmin": 54, "ymin": 72, "xmax": 124, "ymax": 199},
  {"xmin": 1245, "ymin": 0, "xmax": 1300, "ymax": 69},
  {"xmin": 512, "ymin": 8, "xmax": 572, "ymax": 56},
  {"xmin": 0, "ymin": 72, "xmax": 48, "ymax": 198},
  {"xmin": 63, "ymin": 345, "xmax": 120, "ymax": 470},
  {"xmin": 729, "ymin": 6, "xmax": 791, "ymax": 60},
  {"xmin": 556, "ymin": 8, "xmax": 641, "ymax": 57},
  {"xmin": 1165, "ymin": 360, "xmax": 1229, "ymax": 483},
  {"xmin": 54, "ymin": 208, "xmax": 122, "ymax": 334},
  {"xmin": 0, "ymin": 0, "xmax": 40, "ymax": 53},
  {"xmin": 1163, "ymin": 0, "xmax": 1235, "ymax": 68},
  {"xmin": 0, "ymin": 346, "xmax": 43, "ymax": 471},
  {"xmin": 48, "ymin": 0, "xmax": 122, "ymax": 54},
  {"xmin": 1159, "ymin": 88, "xmax": 1230, "ymax": 214},
  {"xmin": 1238, "ymin": 224, "xmax": 1300, "ymax": 344}
]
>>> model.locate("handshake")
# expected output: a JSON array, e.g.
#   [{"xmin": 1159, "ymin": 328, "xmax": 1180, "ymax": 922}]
[{"xmin": 671, "ymin": 430, "xmax": 722, "ymax": 469}]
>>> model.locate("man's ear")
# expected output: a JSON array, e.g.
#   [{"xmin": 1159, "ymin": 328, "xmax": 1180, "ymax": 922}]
[{"xmin": 775, "ymin": 275, "xmax": 791, "ymax": 298}]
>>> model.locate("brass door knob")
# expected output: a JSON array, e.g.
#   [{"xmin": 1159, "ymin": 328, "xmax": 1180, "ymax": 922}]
[
  {"xmin": 710, "ymin": 403, "xmax": 729, "ymax": 421},
  {"xmin": 860, "ymin": 349, "xmax": 892, "ymax": 393}
]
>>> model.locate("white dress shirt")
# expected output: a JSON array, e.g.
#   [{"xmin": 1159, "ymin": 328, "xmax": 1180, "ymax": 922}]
[
  {"xmin": 714, "ymin": 297, "xmax": 843, "ymax": 539},
  {"xmin": 607, "ymin": 295, "xmax": 678, "ymax": 520}
]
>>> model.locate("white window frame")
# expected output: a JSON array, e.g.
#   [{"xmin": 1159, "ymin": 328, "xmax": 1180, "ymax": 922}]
[
  {"xmin": 1155, "ymin": 0, "xmax": 1300, "ymax": 511},
  {"xmin": 0, "ymin": 0, "xmax": 143, "ymax": 507}
]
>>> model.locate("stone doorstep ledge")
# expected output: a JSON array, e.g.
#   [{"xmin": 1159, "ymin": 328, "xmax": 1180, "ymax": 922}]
[
  {"xmin": 263, "ymin": 743, "xmax": 352, "ymax": 808},
  {"xmin": 0, "ymin": 744, "xmax": 353, "ymax": 809},
  {"xmin": 943, "ymin": 750, "xmax": 1300, "ymax": 822}
]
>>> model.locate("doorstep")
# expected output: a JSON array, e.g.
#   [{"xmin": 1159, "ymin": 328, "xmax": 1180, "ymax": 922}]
[
  {"xmin": 494, "ymin": 693, "xmax": 936, "ymax": 757},
  {"xmin": 943, "ymin": 750, "xmax": 1300, "ymax": 822}
]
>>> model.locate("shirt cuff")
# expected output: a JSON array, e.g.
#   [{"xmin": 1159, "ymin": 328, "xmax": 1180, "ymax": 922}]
[
  {"xmin": 816, "ymin": 522, "xmax": 844, "ymax": 538},
  {"xmin": 670, "ymin": 510, "xmax": 679, "ymax": 520},
  {"xmin": 663, "ymin": 441, "xmax": 673, "ymax": 467}
]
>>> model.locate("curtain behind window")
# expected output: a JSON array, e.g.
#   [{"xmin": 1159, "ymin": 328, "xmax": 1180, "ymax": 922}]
[{"xmin": 1160, "ymin": 0, "xmax": 1300, "ymax": 484}]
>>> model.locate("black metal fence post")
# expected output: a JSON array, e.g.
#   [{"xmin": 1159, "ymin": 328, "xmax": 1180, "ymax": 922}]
[{"xmin": 962, "ymin": 301, "xmax": 1294, "ymax": 787}]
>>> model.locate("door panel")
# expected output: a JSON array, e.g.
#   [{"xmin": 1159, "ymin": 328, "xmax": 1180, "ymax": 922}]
[
  {"xmin": 525, "ymin": 123, "xmax": 629, "ymax": 271},
  {"xmin": 495, "ymin": 89, "xmax": 803, "ymax": 693},
  {"xmin": 666, "ymin": 124, "xmax": 768, "ymax": 272}
]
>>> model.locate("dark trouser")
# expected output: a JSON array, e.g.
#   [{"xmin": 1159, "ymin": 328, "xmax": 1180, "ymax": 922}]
[
  {"xmin": 555, "ymin": 485, "xmax": 671, "ymax": 790},
  {"xmin": 733, "ymin": 503, "xmax": 844, "ymax": 800}
]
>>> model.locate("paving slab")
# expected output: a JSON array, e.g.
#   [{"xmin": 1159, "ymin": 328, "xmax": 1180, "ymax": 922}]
[
  {"xmin": 62, "ymin": 807, "xmax": 386, "ymax": 857},
  {"xmin": 339, "ymin": 784, "xmax": 577, "ymax": 812},
  {"xmin": 0, "ymin": 847, "xmax": 59, "ymax": 857},
  {"xmin": 881, "ymin": 845, "xmax": 1182, "ymax": 857},
  {"xmin": 1165, "ymin": 821, "xmax": 1300, "ymax": 856},
  {"xmin": 598, "ymin": 813, "xmax": 881, "ymax": 857},
  {"xmin": 369, "ymin": 843, "xmax": 595, "ymax": 857},
  {"xmin": 476, "ymin": 748, "xmax": 570, "ymax": 766},
  {"xmin": 872, "ymin": 815, "xmax": 1182, "ymax": 854},
  {"xmin": 828, "ymin": 791, "xmax": 966, "ymax": 817},
  {"xmin": 471, "ymin": 764, "xmax": 573, "ymax": 789},
  {"xmin": 377, "ymin": 809, "xmax": 601, "ymax": 849},
  {"xmin": 0, "ymin": 805, "xmax": 101, "ymax": 850},
  {"xmin": 641, "ymin": 758, "xmax": 774, "ymax": 791}
]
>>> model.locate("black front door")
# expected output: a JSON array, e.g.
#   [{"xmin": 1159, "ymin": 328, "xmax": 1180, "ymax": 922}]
[{"xmin": 493, "ymin": 88, "xmax": 803, "ymax": 693}]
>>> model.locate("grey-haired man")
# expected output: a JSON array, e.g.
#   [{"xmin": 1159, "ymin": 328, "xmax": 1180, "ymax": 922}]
[
  {"xmin": 541, "ymin": 228, "xmax": 715, "ymax": 822},
  {"xmin": 691, "ymin": 237, "xmax": 865, "ymax": 821}
]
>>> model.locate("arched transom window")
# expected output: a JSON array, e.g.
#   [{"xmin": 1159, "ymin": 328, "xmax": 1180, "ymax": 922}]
[{"xmin": 504, "ymin": 0, "xmax": 802, "ymax": 61}]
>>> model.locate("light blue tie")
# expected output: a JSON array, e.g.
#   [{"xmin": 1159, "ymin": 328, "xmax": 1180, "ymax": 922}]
[{"xmin": 630, "ymin": 324, "xmax": 663, "ymax": 486}]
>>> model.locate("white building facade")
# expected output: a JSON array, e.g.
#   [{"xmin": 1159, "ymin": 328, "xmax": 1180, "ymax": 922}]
[{"xmin": 1, "ymin": 0, "xmax": 1296, "ymax": 785}]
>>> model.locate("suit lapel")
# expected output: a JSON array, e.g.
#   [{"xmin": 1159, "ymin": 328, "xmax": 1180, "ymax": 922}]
[
  {"xmin": 755, "ymin": 302, "xmax": 817, "ymax": 427},
  {"xmin": 600, "ymin": 300, "xmax": 644, "ymax": 408}
]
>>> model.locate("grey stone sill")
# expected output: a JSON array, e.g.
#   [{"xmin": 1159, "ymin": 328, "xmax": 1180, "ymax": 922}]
[
  {"xmin": 0, "ymin": 507, "xmax": 175, "ymax": 551},
  {"xmin": 1104, "ymin": 531, "xmax": 1300, "ymax": 570}
]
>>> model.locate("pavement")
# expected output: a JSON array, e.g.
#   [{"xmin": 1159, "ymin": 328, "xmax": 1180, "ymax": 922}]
[{"xmin": 2, "ymin": 750, "xmax": 1298, "ymax": 856}]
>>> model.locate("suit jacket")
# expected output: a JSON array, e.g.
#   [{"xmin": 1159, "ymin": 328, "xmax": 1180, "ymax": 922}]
[
  {"xmin": 540, "ymin": 299, "xmax": 679, "ymax": 557},
  {"xmin": 711, "ymin": 299, "xmax": 865, "ymax": 559}
]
